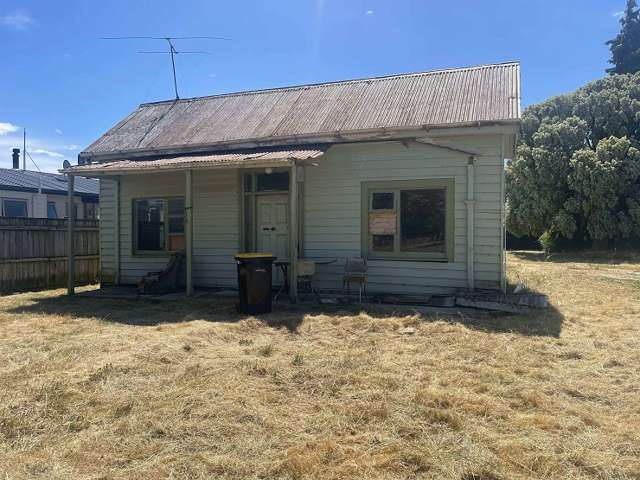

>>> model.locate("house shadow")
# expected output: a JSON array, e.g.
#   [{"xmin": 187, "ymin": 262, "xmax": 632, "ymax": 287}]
[
  {"xmin": 310, "ymin": 301, "xmax": 564, "ymax": 338},
  {"xmin": 8, "ymin": 287, "xmax": 563, "ymax": 338},
  {"xmin": 510, "ymin": 249, "xmax": 640, "ymax": 265},
  {"xmin": 7, "ymin": 292, "xmax": 308, "ymax": 333}
]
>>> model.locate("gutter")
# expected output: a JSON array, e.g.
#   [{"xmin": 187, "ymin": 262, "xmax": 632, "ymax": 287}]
[{"xmin": 78, "ymin": 119, "xmax": 521, "ymax": 163}]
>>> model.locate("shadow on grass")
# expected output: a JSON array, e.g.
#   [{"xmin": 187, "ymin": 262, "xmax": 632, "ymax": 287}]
[
  {"xmin": 8, "ymin": 288, "xmax": 564, "ymax": 338},
  {"xmin": 341, "ymin": 303, "xmax": 564, "ymax": 338},
  {"xmin": 7, "ymin": 293, "xmax": 306, "ymax": 333},
  {"xmin": 510, "ymin": 249, "xmax": 640, "ymax": 265}
]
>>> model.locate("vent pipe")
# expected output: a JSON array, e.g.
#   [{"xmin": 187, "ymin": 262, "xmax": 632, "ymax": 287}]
[{"xmin": 12, "ymin": 148, "xmax": 20, "ymax": 169}]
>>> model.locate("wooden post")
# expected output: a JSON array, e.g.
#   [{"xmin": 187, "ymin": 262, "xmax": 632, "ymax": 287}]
[
  {"xmin": 67, "ymin": 174, "xmax": 75, "ymax": 295},
  {"xmin": 114, "ymin": 177, "xmax": 121, "ymax": 285},
  {"xmin": 465, "ymin": 156, "xmax": 476, "ymax": 291},
  {"xmin": 289, "ymin": 164, "xmax": 298, "ymax": 302},
  {"xmin": 185, "ymin": 169, "xmax": 194, "ymax": 296}
]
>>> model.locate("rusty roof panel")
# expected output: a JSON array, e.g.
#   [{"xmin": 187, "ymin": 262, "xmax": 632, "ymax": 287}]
[
  {"xmin": 82, "ymin": 62, "xmax": 520, "ymax": 157},
  {"xmin": 66, "ymin": 148, "xmax": 325, "ymax": 175}
]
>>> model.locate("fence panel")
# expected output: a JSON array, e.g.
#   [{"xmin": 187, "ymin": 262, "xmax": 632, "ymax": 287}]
[{"xmin": 0, "ymin": 218, "xmax": 99, "ymax": 293}]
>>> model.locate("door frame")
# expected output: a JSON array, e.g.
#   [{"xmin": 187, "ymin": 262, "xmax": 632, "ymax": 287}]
[{"xmin": 240, "ymin": 168, "xmax": 291, "ymax": 253}]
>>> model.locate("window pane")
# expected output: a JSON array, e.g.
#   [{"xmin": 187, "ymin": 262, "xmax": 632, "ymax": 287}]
[
  {"xmin": 372, "ymin": 192, "xmax": 394, "ymax": 210},
  {"xmin": 169, "ymin": 216, "xmax": 184, "ymax": 233},
  {"xmin": 168, "ymin": 198, "xmax": 184, "ymax": 216},
  {"xmin": 4, "ymin": 199, "xmax": 27, "ymax": 217},
  {"xmin": 256, "ymin": 171, "xmax": 289, "ymax": 192},
  {"xmin": 47, "ymin": 202, "xmax": 58, "ymax": 219},
  {"xmin": 372, "ymin": 234, "xmax": 394, "ymax": 251},
  {"xmin": 244, "ymin": 174, "xmax": 253, "ymax": 193},
  {"xmin": 64, "ymin": 203, "xmax": 78, "ymax": 219},
  {"xmin": 400, "ymin": 189, "xmax": 446, "ymax": 253},
  {"xmin": 84, "ymin": 202, "xmax": 97, "ymax": 220},
  {"xmin": 136, "ymin": 199, "xmax": 165, "ymax": 251}
]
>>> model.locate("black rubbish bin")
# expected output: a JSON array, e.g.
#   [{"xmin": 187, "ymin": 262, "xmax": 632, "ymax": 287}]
[{"xmin": 234, "ymin": 253, "xmax": 276, "ymax": 314}]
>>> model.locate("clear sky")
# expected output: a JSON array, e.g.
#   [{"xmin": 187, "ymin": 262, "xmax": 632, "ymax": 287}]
[{"xmin": 0, "ymin": 0, "xmax": 626, "ymax": 172}]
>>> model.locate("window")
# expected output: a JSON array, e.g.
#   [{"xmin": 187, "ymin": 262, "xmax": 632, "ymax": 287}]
[
  {"xmin": 47, "ymin": 202, "xmax": 58, "ymax": 219},
  {"xmin": 64, "ymin": 202, "xmax": 78, "ymax": 219},
  {"xmin": 2, "ymin": 198, "xmax": 28, "ymax": 217},
  {"xmin": 256, "ymin": 171, "xmax": 289, "ymax": 192},
  {"xmin": 84, "ymin": 202, "xmax": 98, "ymax": 220},
  {"xmin": 362, "ymin": 179, "xmax": 454, "ymax": 261},
  {"xmin": 133, "ymin": 197, "xmax": 185, "ymax": 253}
]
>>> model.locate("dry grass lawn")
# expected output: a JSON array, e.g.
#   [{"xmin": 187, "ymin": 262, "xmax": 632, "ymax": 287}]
[{"xmin": 0, "ymin": 251, "xmax": 639, "ymax": 479}]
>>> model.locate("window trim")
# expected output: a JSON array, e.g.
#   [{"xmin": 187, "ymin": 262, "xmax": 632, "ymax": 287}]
[
  {"xmin": 361, "ymin": 179, "xmax": 455, "ymax": 262},
  {"xmin": 132, "ymin": 196, "xmax": 185, "ymax": 256},
  {"xmin": 2, "ymin": 198, "xmax": 28, "ymax": 217}
]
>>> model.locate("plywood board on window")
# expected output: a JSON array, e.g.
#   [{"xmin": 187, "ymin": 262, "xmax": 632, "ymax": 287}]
[{"xmin": 369, "ymin": 212, "xmax": 396, "ymax": 235}]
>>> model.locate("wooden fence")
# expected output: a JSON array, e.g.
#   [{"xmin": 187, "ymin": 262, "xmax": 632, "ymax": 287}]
[{"xmin": 0, "ymin": 218, "xmax": 99, "ymax": 294}]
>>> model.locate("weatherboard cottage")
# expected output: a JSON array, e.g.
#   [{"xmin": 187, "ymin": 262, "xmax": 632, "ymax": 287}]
[{"xmin": 64, "ymin": 62, "xmax": 521, "ymax": 300}]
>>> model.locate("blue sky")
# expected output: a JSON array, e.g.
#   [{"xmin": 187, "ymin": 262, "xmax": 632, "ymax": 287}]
[{"xmin": 0, "ymin": 0, "xmax": 626, "ymax": 172}]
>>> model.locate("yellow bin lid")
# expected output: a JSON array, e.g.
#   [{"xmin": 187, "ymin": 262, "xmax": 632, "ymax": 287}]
[{"xmin": 234, "ymin": 252, "xmax": 276, "ymax": 260}]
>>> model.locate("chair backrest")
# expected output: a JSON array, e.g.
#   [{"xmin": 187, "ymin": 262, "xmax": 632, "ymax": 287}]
[
  {"xmin": 344, "ymin": 257, "xmax": 367, "ymax": 273},
  {"xmin": 297, "ymin": 259, "xmax": 316, "ymax": 277}
]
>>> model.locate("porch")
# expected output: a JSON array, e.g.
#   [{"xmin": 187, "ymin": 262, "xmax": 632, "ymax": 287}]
[{"xmin": 64, "ymin": 148, "xmax": 325, "ymax": 301}]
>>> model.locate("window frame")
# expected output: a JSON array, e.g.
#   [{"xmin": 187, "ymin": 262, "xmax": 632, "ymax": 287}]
[
  {"xmin": 361, "ymin": 179, "xmax": 455, "ymax": 262},
  {"xmin": 84, "ymin": 201, "xmax": 98, "ymax": 220},
  {"xmin": 132, "ymin": 196, "xmax": 185, "ymax": 256},
  {"xmin": 2, "ymin": 198, "xmax": 28, "ymax": 217}
]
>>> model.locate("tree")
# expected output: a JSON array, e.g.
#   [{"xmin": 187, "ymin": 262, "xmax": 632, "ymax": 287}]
[
  {"xmin": 506, "ymin": 74, "xmax": 640, "ymax": 249},
  {"xmin": 607, "ymin": 0, "xmax": 640, "ymax": 74}
]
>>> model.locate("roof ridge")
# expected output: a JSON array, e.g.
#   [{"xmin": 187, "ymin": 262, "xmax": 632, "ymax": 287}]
[
  {"xmin": 0, "ymin": 167, "xmax": 61, "ymax": 176},
  {"xmin": 140, "ymin": 61, "xmax": 520, "ymax": 107}
]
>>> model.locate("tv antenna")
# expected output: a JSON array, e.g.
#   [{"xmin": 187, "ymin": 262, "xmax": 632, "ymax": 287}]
[{"xmin": 100, "ymin": 36, "xmax": 231, "ymax": 99}]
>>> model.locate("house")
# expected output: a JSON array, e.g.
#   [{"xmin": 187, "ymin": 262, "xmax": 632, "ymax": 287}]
[
  {"xmin": 1, "ymin": 149, "xmax": 99, "ymax": 219},
  {"xmin": 64, "ymin": 62, "xmax": 520, "ymax": 299}
]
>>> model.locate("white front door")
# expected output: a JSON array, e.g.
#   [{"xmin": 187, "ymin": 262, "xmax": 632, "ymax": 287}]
[{"xmin": 257, "ymin": 194, "xmax": 289, "ymax": 283}]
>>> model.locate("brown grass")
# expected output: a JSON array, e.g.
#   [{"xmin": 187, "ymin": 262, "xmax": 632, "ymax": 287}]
[{"xmin": 0, "ymin": 251, "xmax": 639, "ymax": 479}]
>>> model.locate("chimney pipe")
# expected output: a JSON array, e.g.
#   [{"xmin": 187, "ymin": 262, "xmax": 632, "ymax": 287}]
[{"xmin": 12, "ymin": 148, "xmax": 20, "ymax": 169}]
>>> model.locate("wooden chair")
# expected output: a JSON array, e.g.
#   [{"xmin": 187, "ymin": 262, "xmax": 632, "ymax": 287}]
[{"xmin": 343, "ymin": 257, "xmax": 367, "ymax": 303}]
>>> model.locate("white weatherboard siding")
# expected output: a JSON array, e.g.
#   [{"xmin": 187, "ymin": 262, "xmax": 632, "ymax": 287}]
[
  {"xmin": 304, "ymin": 138, "xmax": 503, "ymax": 294},
  {"xmin": 98, "ymin": 137, "xmax": 504, "ymax": 293},
  {"xmin": 105, "ymin": 170, "xmax": 240, "ymax": 287},
  {"xmin": 99, "ymin": 179, "xmax": 117, "ymax": 284},
  {"xmin": 191, "ymin": 169, "xmax": 240, "ymax": 288}
]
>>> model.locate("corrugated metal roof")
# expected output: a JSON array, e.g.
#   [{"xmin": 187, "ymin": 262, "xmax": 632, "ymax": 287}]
[
  {"xmin": 66, "ymin": 148, "xmax": 324, "ymax": 175},
  {"xmin": 82, "ymin": 62, "xmax": 520, "ymax": 158},
  {"xmin": 0, "ymin": 168, "xmax": 99, "ymax": 197}
]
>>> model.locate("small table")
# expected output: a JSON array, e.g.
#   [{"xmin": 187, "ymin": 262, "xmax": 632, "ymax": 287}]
[{"xmin": 273, "ymin": 257, "xmax": 337, "ymax": 301}]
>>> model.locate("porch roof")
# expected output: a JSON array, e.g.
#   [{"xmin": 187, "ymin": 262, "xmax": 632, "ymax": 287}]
[{"xmin": 62, "ymin": 147, "xmax": 325, "ymax": 176}]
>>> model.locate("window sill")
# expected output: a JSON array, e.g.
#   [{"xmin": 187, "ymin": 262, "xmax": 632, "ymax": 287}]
[
  {"xmin": 132, "ymin": 251, "xmax": 171, "ymax": 257},
  {"xmin": 365, "ymin": 255, "xmax": 451, "ymax": 263}
]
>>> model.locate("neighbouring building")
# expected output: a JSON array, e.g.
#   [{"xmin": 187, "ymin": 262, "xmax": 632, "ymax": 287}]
[
  {"xmin": 0, "ymin": 148, "xmax": 99, "ymax": 219},
  {"xmin": 65, "ymin": 62, "xmax": 520, "ymax": 297}
]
